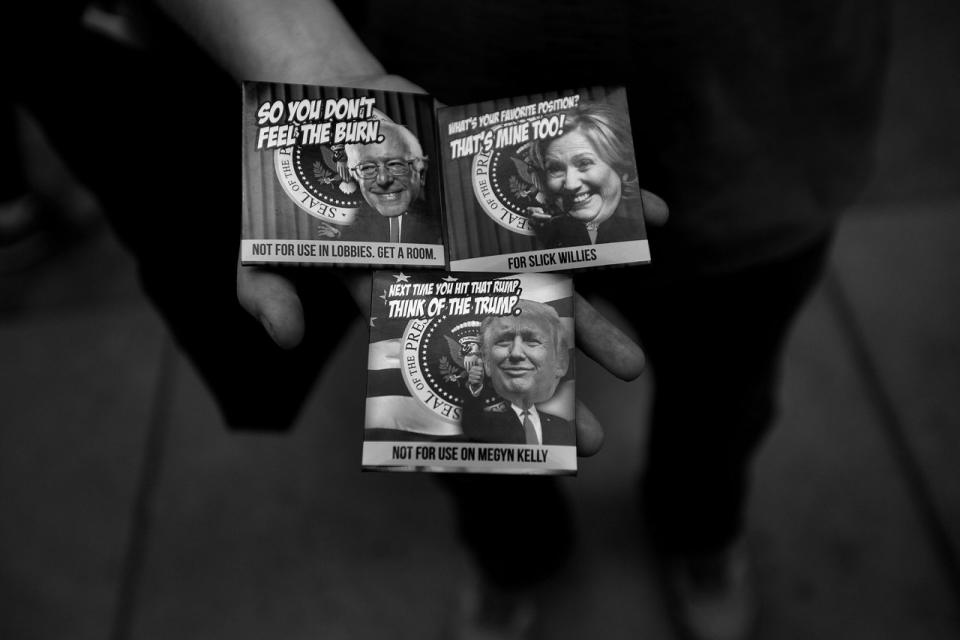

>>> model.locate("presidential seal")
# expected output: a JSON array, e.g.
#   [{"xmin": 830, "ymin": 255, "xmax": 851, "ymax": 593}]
[
  {"xmin": 401, "ymin": 315, "xmax": 501, "ymax": 425},
  {"xmin": 274, "ymin": 142, "xmax": 361, "ymax": 226},
  {"xmin": 471, "ymin": 139, "xmax": 543, "ymax": 236}
]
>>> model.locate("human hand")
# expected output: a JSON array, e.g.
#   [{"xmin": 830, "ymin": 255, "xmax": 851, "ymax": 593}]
[
  {"xmin": 572, "ymin": 295, "xmax": 642, "ymax": 456},
  {"xmin": 238, "ymin": 107, "xmax": 669, "ymax": 456},
  {"xmin": 572, "ymin": 189, "xmax": 667, "ymax": 455}
]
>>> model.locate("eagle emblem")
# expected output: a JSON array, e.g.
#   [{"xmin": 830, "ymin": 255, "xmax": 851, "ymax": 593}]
[{"xmin": 438, "ymin": 321, "xmax": 485, "ymax": 397}]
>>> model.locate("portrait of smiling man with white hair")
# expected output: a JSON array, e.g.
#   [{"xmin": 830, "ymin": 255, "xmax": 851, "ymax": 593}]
[{"xmin": 319, "ymin": 118, "xmax": 440, "ymax": 245}]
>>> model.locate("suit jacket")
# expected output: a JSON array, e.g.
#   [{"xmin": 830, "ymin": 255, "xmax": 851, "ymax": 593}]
[
  {"xmin": 461, "ymin": 396, "xmax": 575, "ymax": 446},
  {"xmin": 336, "ymin": 201, "xmax": 441, "ymax": 244},
  {"xmin": 535, "ymin": 202, "xmax": 645, "ymax": 249}
]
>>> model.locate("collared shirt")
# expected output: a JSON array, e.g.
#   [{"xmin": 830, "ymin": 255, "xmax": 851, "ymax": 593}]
[
  {"xmin": 510, "ymin": 404, "xmax": 542, "ymax": 445},
  {"xmin": 388, "ymin": 216, "xmax": 403, "ymax": 243}
]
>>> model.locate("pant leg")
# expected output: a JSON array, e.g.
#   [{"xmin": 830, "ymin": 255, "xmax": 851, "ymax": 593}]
[
  {"xmin": 639, "ymin": 238, "xmax": 831, "ymax": 553},
  {"xmin": 437, "ymin": 474, "xmax": 574, "ymax": 590},
  {"xmin": 584, "ymin": 237, "xmax": 831, "ymax": 554}
]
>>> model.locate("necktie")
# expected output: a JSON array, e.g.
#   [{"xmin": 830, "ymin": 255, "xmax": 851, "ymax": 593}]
[
  {"xmin": 521, "ymin": 410, "xmax": 539, "ymax": 445},
  {"xmin": 389, "ymin": 217, "xmax": 401, "ymax": 243}
]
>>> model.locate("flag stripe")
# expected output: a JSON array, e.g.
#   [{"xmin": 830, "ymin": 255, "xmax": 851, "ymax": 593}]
[
  {"xmin": 367, "ymin": 368, "xmax": 409, "ymax": 398},
  {"xmin": 365, "ymin": 396, "xmax": 462, "ymax": 436},
  {"xmin": 512, "ymin": 273, "xmax": 574, "ymax": 304},
  {"xmin": 368, "ymin": 338, "xmax": 402, "ymax": 370}
]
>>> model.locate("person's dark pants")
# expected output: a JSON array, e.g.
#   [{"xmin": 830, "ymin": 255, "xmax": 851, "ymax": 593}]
[
  {"xmin": 438, "ymin": 474, "xmax": 575, "ymax": 590},
  {"xmin": 624, "ymin": 238, "xmax": 831, "ymax": 555},
  {"xmin": 443, "ymin": 236, "xmax": 831, "ymax": 588}
]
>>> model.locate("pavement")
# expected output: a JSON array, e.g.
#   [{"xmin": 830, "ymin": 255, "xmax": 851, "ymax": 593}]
[{"xmin": 1, "ymin": 1, "xmax": 959, "ymax": 638}]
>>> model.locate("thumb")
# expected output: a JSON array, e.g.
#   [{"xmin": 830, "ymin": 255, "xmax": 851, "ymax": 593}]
[
  {"xmin": 640, "ymin": 189, "xmax": 669, "ymax": 227},
  {"xmin": 237, "ymin": 260, "xmax": 305, "ymax": 349},
  {"xmin": 575, "ymin": 401, "xmax": 604, "ymax": 457}
]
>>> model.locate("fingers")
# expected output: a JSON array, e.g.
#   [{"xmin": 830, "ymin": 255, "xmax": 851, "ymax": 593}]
[
  {"xmin": 575, "ymin": 293, "xmax": 645, "ymax": 381},
  {"xmin": 575, "ymin": 401, "xmax": 604, "ymax": 457},
  {"xmin": 236, "ymin": 260, "xmax": 305, "ymax": 349},
  {"xmin": 573, "ymin": 189, "xmax": 661, "ymax": 379},
  {"xmin": 640, "ymin": 189, "xmax": 669, "ymax": 227}
]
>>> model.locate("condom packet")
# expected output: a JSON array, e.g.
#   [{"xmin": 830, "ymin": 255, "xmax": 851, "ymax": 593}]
[
  {"xmin": 436, "ymin": 86, "xmax": 650, "ymax": 272},
  {"xmin": 362, "ymin": 270, "xmax": 577, "ymax": 475},
  {"xmin": 241, "ymin": 81, "xmax": 446, "ymax": 268}
]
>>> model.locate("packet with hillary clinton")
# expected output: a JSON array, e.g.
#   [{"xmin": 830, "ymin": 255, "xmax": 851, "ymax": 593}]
[
  {"xmin": 437, "ymin": 86, "xmax": 649, "ymax": 272},
  {"xmin": 363, "ymin": 270, "xmax": 577, "ymax": 474}
]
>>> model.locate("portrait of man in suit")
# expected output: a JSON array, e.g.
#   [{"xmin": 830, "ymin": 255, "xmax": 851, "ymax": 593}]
[
  {"xmin": 462, "ymin": 299, "xmax": 574, "ymax": 446},
  {"xmin": 317, "ymin": 118, "xmax": 440, "ymax": 244}
]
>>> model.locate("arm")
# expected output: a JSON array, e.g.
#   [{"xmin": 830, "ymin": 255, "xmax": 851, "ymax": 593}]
[{"xmin": 152, "ymin": 0, "xmax": 383, "ymax": 83}]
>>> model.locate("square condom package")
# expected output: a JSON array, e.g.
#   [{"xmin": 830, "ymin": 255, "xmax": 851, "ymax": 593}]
[{"xmin": 362, "ymin": 270, "xmax": 576, "ymax": 474}]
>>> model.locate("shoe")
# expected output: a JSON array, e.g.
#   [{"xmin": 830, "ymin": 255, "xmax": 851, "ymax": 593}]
[
  {"xmin": 446, "ymin": 579, "xmax": 536, "ymax": 640},
  {"xmin": 659, "ymin": 539, "xmax": 758, "ymax": 640}
]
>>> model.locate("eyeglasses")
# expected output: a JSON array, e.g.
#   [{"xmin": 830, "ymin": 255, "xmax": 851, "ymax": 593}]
[{"xmin": 351, "ymin": 158, "xmax": 423, "ymax": 180}]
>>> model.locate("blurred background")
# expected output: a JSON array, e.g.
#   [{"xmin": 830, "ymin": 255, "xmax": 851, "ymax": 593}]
[{"xmin": 1, "ymin": 0, "xmax": 958, "ymax": 638}]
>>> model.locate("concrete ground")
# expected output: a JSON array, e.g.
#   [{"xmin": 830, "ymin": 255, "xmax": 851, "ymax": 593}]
[{"xmin": 2, "ymin": 1, "xmax": 959, "ymax": 638}]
